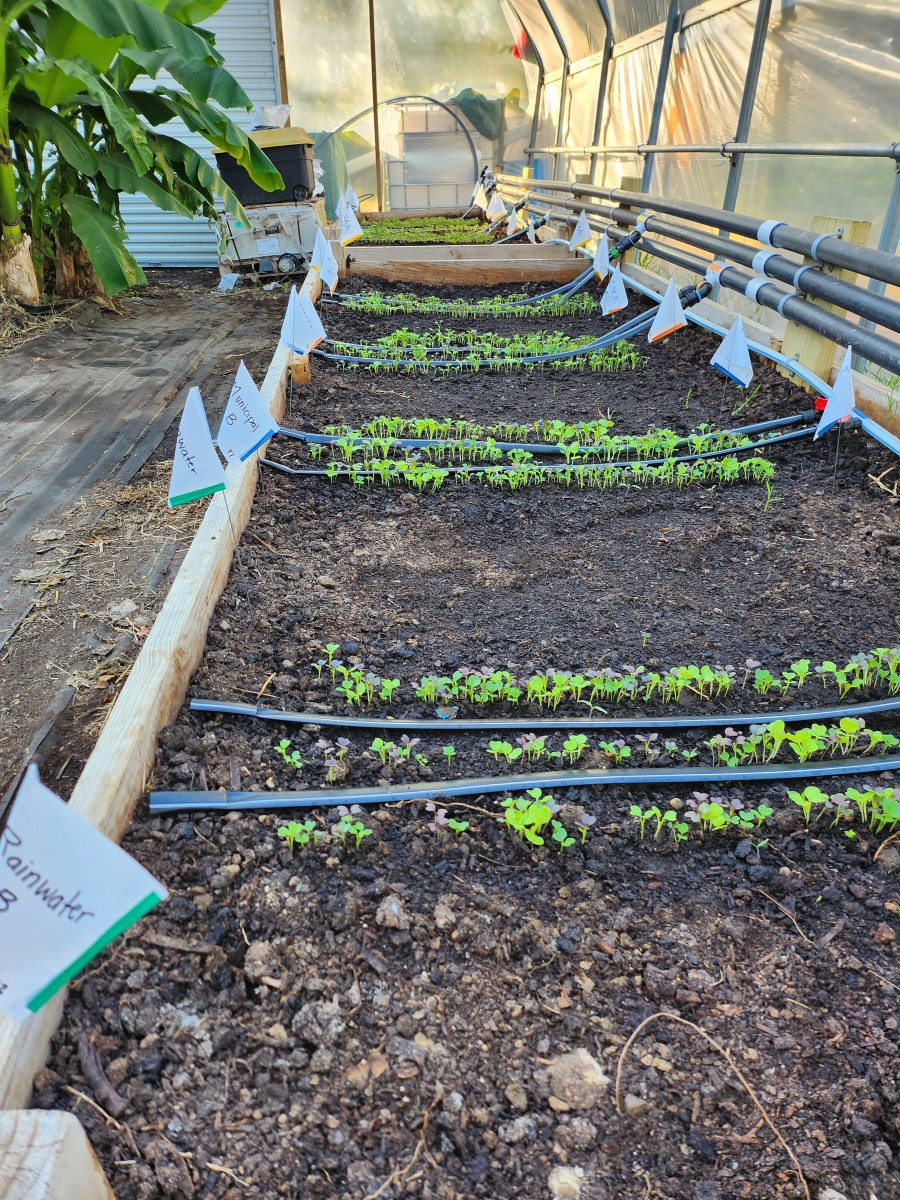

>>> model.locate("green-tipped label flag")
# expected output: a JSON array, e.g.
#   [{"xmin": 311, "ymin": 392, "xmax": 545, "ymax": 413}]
[
  {"xmin": 0, "ymin": 765, "xmax": 167, "ymax": 1023},
  {"xmin": 216, "ymin": 361, "xmax": 279, "ymax": 465},
  {"xmin": 168, "ymin": 386, "xmax": 226, "ymax": 508}
]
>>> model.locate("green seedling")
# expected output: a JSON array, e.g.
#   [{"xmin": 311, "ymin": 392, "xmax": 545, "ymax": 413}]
[
  {"xmin": 787, "ymin": 785, "xmax": 830, "ymax": 824},
  {"xmin": 487, "ymin": 739, "xmax": 522, "ymax": 764},
  {"xmin": 324, "ymin": 643, "xmax": 340, "ymax": 664},
  {"xmin": 370, "ymin": 737, "xmax": 396, "ymax": 765},
  {"xmin": 447, "ymin": 817, "xmax": 469, "ymax": 837},
  {"xmin": 551, "ymin": 820, "xmax": 575, "ymax": 852},
  {"xmin": 274, "ymin": 738, "xmax": 303, "ymax": 769},
  {"xmin": 442, "ymin": 745, "xmax": 456, "ymax": 768},
  {"xmin": 335, "ymin": 813, "xmax": 373, "ymax": 848},
  {"xmin": 278, "ymin": 819, "xmax": 321, "ymax": 851},
  {"xmin": 563, "ymin": 732, "xmax": 588, "ymax": 762}
]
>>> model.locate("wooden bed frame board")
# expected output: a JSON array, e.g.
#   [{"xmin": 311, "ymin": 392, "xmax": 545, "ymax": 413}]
[{"xmin": 0, "ymin": 273, "xmax": 321, "ymax": 1197}]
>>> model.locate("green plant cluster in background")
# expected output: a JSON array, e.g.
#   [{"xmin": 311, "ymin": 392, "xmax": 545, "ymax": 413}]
[
  {"xmin": 342, "ymin": 290, "xmax": 601, "ymax": 319},
  {"xmin": 360, "ymin": 217, "xmax": 492, "ymax": 245}
]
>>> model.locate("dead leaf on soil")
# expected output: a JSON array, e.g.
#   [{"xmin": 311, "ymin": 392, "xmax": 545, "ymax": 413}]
[
  {"xmin": 558, "ymin": 979, "xmax": 573, "ymax": 1009},
  {"xmin": 36, "ymin": 572, "xmax": 74, "ymax": 591},
  {"xmin": 346, "ymin": 1050, "xmax": 389, "ymax": 1087}
]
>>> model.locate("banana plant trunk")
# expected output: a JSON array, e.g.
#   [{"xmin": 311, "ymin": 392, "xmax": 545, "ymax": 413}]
[{"xmin": 0, "ymin": 3, "xmax": 40, "ymax": 303}]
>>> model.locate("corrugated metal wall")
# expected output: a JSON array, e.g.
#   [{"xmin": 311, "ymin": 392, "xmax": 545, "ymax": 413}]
[{"xmin": 121, "ymin": 0, "xmax": 281, "ymax": 268}]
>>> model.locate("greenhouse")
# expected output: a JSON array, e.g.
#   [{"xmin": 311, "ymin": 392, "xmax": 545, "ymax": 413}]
[{"xmin": 0, "ymin": 2, "xmax": 898, "ymax": 1200}]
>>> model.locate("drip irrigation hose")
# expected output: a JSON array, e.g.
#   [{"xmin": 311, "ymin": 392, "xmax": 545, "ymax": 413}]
[
  {"xmin": 189, "ymin": 695, "xmax": 900, "ymax": 732},
  {"xmin": 259, "ymin": 425, "xmax": 816, "ymax": 480},
  {"xmin": 274, "ymin": 410, "xmax": 817, "ymax": 457},
  {"xmin": 150, "ymin": 751, "xmax": 900, "ymax": 814},
  {"xmin": 312, "ymin": 284, "xmax": 707, "ymax": 372},
  {"xmin": 321, "ymin": 265, "xmax": 596, "ymax": 311}
]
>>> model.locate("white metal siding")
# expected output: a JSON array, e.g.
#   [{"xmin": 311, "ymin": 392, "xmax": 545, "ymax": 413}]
[{"xmin": 121, "ymin": 0, "xmax": 281, "ymax": 267}]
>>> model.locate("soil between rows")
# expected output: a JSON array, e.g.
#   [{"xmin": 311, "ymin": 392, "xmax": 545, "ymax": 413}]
[{"xmin": 35, "ymin": 276, "xmax": 899, "ymax": 1200}]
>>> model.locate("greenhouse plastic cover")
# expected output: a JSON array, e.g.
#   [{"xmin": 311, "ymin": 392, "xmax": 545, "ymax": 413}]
[{"xmin": 283, "ymin": 1, "xmax": 900, "ymax": 244}]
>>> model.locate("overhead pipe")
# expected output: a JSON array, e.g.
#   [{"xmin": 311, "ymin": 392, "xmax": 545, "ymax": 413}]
[
  {"xmin": 150, "ymin": 751, "xmax": 900, "ymax": 814},
  {"xmin": 523, "ymin": 195, "xmax": 900, "ymax": 376},
  {"xmin": 537, "ymin": 194, "xmax": 900, "ymax": 335},
  {"xmin": 190, "ymin": 694, "xmax": 900, "ymax": 733},
  {"xmin": 499, "ymin": 173, "xmax": 900, "ymax": 289}
]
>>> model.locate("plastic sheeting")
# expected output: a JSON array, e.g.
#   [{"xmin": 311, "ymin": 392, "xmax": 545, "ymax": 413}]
[{"xmin": 529, "ymin": 0, "xmax": 900, "ymax": 249}]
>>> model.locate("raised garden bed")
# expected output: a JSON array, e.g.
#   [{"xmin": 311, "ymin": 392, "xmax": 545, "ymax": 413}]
[
  {"xmin": 360, "ymin": 216, "xmax": 494, "ymax": 246},
  {"xmin": 32, "ymin": 276, "xmax": 900, "ymax": 1200}
]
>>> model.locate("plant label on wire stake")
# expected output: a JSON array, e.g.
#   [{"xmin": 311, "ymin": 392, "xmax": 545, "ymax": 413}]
[
  {"xmin": 473, "ymin": 181, "xmax": 488, "ymax": 211},
  {"xmin": 710, "ymin": 314, "xmax": 753, "ymax": 387},
  {"xmin": 486, "ymin": 191, "xmax": 506, "ymax": 220},
  {"xmin": 648, "ymin": 277, "xmax": 687, "ymax": 343},
  {"xmin": 338, "ymin": 203, "xmax": 363, "ymax": 246},
  {"xmin": 592, "ymin": 233, "xmax": 611, "ymax": 280},
  {"xmin": 526, "ymin": 219, "xmax": 537, "ymax": 244},
  {"xmin": 310, "ymin": 229, "xmax": 339, "ymax": 293},
  {"xmin": 569, "ymin": 209, "xmax": 591, "ymax": 251},
  {"xmin": 0, "ymin": 765, "xmax": 167, "ymax": 1024},
  {"xmin": 815, "ymin": 349, "xmax": 856, "ymax": 439},
  {"xmin": 345, "ymin": 183, "xmax": 360, "ymax": 210},
  {"xmin": 600, "ymin": 265, "xmax": 628, "ymax": 315},
  {"xmin": 217, "ymin": 360, "xmax": 278, "ymax": 465},
  {"xmin": 506, "ymin": 207, "xmax": 518, "ymax": 237},
  {"xmin": 281, "ymin": 285, "xmax": 326, "ymax": 355},
  {"xmin": 168, "ymin": 386, "xmax": 226, "ymax": 508}
]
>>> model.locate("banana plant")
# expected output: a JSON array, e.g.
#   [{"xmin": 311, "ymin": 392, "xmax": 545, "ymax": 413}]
[{"xmin": 0, "ymin": 0, "xmax": 283, "ymax": 300}]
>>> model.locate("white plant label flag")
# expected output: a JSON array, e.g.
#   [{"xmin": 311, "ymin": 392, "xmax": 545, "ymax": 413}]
[
  {"xmin": 0, "ymin": 765, "xmax": 167, "ymax": 1023},
  {"xmin": 281, "ymin": 285, "xmax": 326, "ymax": 355},
  {"xmin": 815, "ymin": 350, "xmax": 856, "ymax": 439},
  {"xmin": 569, "ymin": 209, "xmax": 592, "ymax": 251},
  {"xmin": 345, "ymin": 183, "xmax": 360, "ymax": 210},
  {"xmin": 486, "ymin": 191, "xmax": 506, "ymax": 220},
  {"xmin": 339, "ymin": 202, "xmax": 363, "ymax": 246},
  {"xmin": 600, "ymin": 265, "xmax": 628, "ymax": 316},
  {"xmin": 506, "ymin": 208, "xmax": 519, "ymax": 237},
  {"xmin": 216, "ymin": 361, "xmax": 279, "ymax": 465},
  {"xmin": 473, "ymin": 182, "xmax": 488, "ymax": 210},
  {"xmin": 526, "ymin": 219, "xmax": 537, "ymax": 245},
  {"xmin": 648, "ymin": 277, "xmax": 687, "ymax": 343},
  {"xmin": 168, "ymin": 386, "xmax": 226, "ymax": 508},
  {"xmin": 310, "ymin": 229, "xmax": 339, "ymax": 293},
  {"xmin": 592, "ymin": 233, "xmax": 611, "ymax": 279},
  {"xmin": 710, "ymin": 315, "xmax": 754, "ymax": 387}
]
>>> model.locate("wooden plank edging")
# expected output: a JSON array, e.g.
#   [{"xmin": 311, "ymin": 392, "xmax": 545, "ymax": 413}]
[
  {"xmin": 0, "ymin": 271, "xmax": 320, "ymax": 1114},
  {"xmin": 0, "ymin": 1110, "xmax": 114, "ymax": 1199}
]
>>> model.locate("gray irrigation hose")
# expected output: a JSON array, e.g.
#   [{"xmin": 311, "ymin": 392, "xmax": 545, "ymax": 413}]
[
  {"xmin": 275, "ymin": 410, "xmax": 817, "ymax": 457},
  {"xmin": 527, "ymin": 197, "xmax": 900, "ymax": 378},
  {"xmin": 561, "ymin": 198, "xmax": 900, "ymax": 336},
  {"xmin": 323, "ymin": 265, "xmax": 595, "ymax": 310},
  {"xmin": 515, "ymin": 177, "xmax": 900, "ymax": 288},
  {"xmin": 259, "ymin": 425, "xmax": 815, "ymax": 479},
  {"xmin": 149, "ymin": 751, "xmax": 900, "ymax": 813},
  {"xmin": 189, "ymin": 695, "xmax": 900, "ymax": 732}
]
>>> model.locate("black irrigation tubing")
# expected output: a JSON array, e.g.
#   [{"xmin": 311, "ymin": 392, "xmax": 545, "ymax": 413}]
[
  {"xmin": 189, "ymin": 695, "xmax": 900, "ymax": 732},
  {"xmin": 150, "ymin": 752, "xmax": 900, "ymax": 814},
  {"xmin": 311, "ymin": 314, "xmax": 657, "ymax": 371},
  {"xmin": 274, "ymin": 410, "xmax": 817, "ymax": 458},
  {"xmin": 321, "ymin": 266, "xmax": 596, "ymax": 310},
  {"xmin": 259, "ymin": 425, "xmax": 815, "ymax": 480}
]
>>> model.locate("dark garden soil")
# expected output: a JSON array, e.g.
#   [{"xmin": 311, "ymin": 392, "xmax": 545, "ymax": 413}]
[{"xmin": 34, "ymin": 276, "xmax": 899, "ymax": 1200}]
